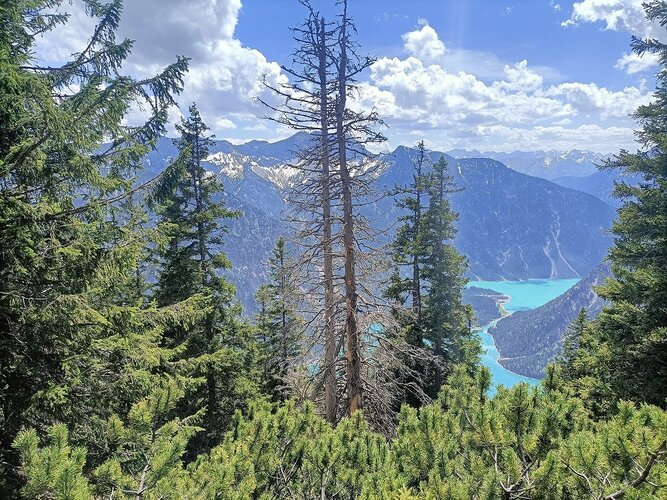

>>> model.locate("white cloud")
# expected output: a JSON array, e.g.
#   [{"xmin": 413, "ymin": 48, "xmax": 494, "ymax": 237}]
[
  {"xmin": 564, "ymin": 0, "xmax": 654, "ymax": 36},
  {"xmin": 352, "ymin": 23, "xmax": 651, "ymax": 153},
  {"xmin": 563, "ymin": 0, "xmax": 665, "ymax": 74},
  {"xmin": 402, "ymin": 23, "xmax": 446, "ymax": 62},
  {"xmin": 496, "ymin": 60, "xmax": 544, "ymax": 93},
  {"xmin": 34, "ymin": 0, "xmax": 287, "ymax": 137},
  {"xmin": 33, "ymin": 1, "xmax": 651, "ymax": 153},
  {"xmin": 545, "ymin": 82, "xmax": 650, "ymax": 118},
  {"xmin": 615, "ymin": 51, "xmax": 660, "ymax": 74}
]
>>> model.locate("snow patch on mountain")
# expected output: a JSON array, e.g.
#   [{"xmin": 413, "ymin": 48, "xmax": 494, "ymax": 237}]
[
  {"xmin": 251, "ymin": 164, "xmax": 299, "ymax": 189},
  {"xmin": 206, "ymin": 151, "xmax": 245, "ymax": 178}
]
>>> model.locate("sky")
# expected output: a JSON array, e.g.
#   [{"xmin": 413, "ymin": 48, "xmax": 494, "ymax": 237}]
[{"xmin": 33, "ymin": 0, "xmax": 665, "ymax": 153}]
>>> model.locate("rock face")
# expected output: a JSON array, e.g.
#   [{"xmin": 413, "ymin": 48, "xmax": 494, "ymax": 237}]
[
  {"xmin": 489, "ymin": 262, "xmax": 611, "ymax": 378},
  {"xmin": 140, "ymin": 135, "xmax": 616, "ymax": 314}
]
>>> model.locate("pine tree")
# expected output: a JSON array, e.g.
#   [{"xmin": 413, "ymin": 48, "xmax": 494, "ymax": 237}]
[
  {"xmin": 390, "ymin": 141, "xmax": 431, "ymax": 344},
  {"xmin": 384, "ymin": 143, "xmax": 434, "ymax": 408},
  {"xmin": 559, "ymin": 308, "xmax": 588, "ymax": 376},
  {"xmin": 420, "ymin": 156, "xmax": 471, "ymax": 395},
  {"xmin": 0, "ymin": 1, "xmax": 189, "ymax": 492},
  {"xmin": 15, "ymin": 365, "xmax": 667, "ymax": 499},
  {"xmin": 153, "ymin": 104, "xmax": 256, "ymax": 447},
  {"xmin": 575, "ymin": 0, "xmax": 667, "ymax": 408},
  {"xmin": 254, "ymin": 237, "xmax": 303, "ymax": 401}
]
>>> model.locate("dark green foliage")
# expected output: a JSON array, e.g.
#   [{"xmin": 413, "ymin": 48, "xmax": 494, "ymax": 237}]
[
  {"xmin": 0, "ymin": 0, "xmax": 189, "ymax": 492},
  {"xmin": 153, "ymin": 104, "xmax": 259, "ymax": 447},
  {"xmin": 560, "ymin": 0, "xmax": 667, "ymax": 409},
  {"xmin": 254, "ymin": 237, "xmax": 303, "ymax": 401},
  {"xmin": 4, "ymin": 1, "xmax": 667, "ymax": 498},
  {"xmin": 420, "ymin": 156, "xmax": 476, "ymax": 395},
  {"xmin": 386, "ymin": 148, "xmax": 477, "ymax": 404}
]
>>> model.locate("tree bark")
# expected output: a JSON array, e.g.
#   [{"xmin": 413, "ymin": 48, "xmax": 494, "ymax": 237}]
[
  {"xmin": 336, "ymin": 1, "xmax": 362, "ymax": 415},
  {"xmin": 318, "ymin": 16, "xmax": 338, "ymax": 424}
]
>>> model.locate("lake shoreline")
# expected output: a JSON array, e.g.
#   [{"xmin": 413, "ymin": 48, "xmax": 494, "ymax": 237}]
[{"xmin": 466, "ymin": 278, "xmax": 580, "ymax": 392}]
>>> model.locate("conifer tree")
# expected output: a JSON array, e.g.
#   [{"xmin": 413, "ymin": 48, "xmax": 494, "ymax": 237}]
[
  {"xmin": 559, "ymin": 308, "xmax": 588, "ymax": 375},
  {"xmin": 153, "ymin": 104, "xmax": 255, "ymax": 446},
  {"xmin": 260, "ymin": 0, "xmax": 340, "ymax": 423},
  {"xmin": 571, "ymin": 0, "xmax": 667, "ymax": 408},
  {"xmin": 254, "ymin": 237, "xmax": 303, "ymax": 401},
  {"xmin": 384, "ymin": 143, "xmax": 435, "ymax": 407},
  {"xmin": 421, "ymin": 156, "xmax": 471, "ymax": 395},
  {"xmin": 390, "ymin": 141, "xmax": 431, "ymax": 344},
  {"xmin": 0, "ymin": 0, "xmax": 189, "ymax": 492}
]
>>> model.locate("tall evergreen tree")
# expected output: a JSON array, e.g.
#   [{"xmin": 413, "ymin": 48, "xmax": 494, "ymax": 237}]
[
  {"xmin": 384, "ymin": 143, "xmax": 433, "ymax": 407},
  {"xmin": 559, "ymin": 308, "xmax": 588, "ymax": 375},
  {"xmin": 154, "ymin": 103, "xmax": 256, "ymax": 446},
  {"xmin": 421, "ymin": 156, "xmax": 471, "ymax": 395},
  {"xmin": 574, "ymin": 0, "xmax": 667, "ymax": 408},
  {"xmin": 254, "ymin": 237, "xmax": 303, "ymax": 401},
  {"xmin": 390, "ymin": 141, "xmax": 431, "ymax": 343},
  {"xmin": 0, "ymin": 1, "xmax": 189, "ymax": 492}
]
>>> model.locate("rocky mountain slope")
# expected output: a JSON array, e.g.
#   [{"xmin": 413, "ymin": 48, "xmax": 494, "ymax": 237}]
[{"xmin": 140, "ymin": 134, "xmax": 616, "ymax": 313}]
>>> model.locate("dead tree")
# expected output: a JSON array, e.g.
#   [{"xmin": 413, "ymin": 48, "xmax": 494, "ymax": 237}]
[
  {"xmin": 260, "ymin": 1, "xmax": 341, "ymax": 424},
  {"xmin": 262, "ymin": 0, "xmax": 432, "ymax": 431},
  {"xmin": 332, "ymin": 0, "xmax": 386, "ymax": 416}
]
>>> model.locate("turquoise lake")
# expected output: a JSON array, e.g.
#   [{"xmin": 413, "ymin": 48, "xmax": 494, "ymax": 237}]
[{"xmin": 467, "ymin": 278, "xmax": 580, "ymax": 396}]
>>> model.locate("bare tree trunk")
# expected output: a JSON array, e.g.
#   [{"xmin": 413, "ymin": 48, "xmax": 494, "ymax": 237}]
[
  {"xmin": 318, "ymin": 17, "xmax": 337, "ymax": 424},
  {"xmin": 337, "ymin": 1, "xmax": 362, "ymax": 415}
]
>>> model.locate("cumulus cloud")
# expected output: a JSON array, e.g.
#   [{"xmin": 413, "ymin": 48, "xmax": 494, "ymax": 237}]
[
  {"xmin": 496, "ymin": 60, "xmax": 544, "ymax": 93},
  {"xmin": 402, "ymin": 23, "xmax": 446, "ymax": 62},
  {"xmin": 34, "ymin": 0, "xmax": 287, "ymax": 137},
  {"xmin": 352, "ymin": 22, "xmax": 651, "ymax": 152},
  {"xmin": 32, "ymin": 1, "xmax": 650, "ymax": 152},
  {"xmin": 563, "ymin": 0, "xmax": 663, "ymax": 74},
  {"xmin": 615, "ymin": 51, "xmax": 660, "ymax": 74},
  {"xmin": 545, "ymin": 82, "xmax": 650, "ymax": 118}
]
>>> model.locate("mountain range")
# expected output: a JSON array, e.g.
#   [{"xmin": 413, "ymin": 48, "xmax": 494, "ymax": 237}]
[
  {"xmin": 140, "ymin": 133, "xmax": 616, "ymax": 314},
  {"xmin": 446, "ymin": 149, "xmax": 607, "ymax": 180}
]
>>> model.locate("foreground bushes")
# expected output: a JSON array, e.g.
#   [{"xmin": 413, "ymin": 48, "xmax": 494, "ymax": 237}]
[{"xmin": 14, "ymin": 366, "xmax": 666, "ymax": 499}]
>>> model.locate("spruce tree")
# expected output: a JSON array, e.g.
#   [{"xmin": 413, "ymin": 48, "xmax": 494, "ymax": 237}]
[
  {"xmin": 254, "ymin": 237, "xmax": 303, "ymax": 401},
  {"xmin": 0, "ymin": 0, "xmax": 189, "ymax": 492},
  {"xmin": 390, "ymin": 141, "xmax": 431, "ymax": 344},
  {"xmin": 559, "ymin": 308, "xmax": 588, "ymax": 377},
  {"xmin": 421, "ymin": 156, "xmax": 471, "ymax": 395},
  {"xmin": 153, "ymin": 103, "xmax": 255, "ymax": 446},
  {"xmin": 578, "ymin": 0, "xmax": 667, "ymax": 408},
  {"xmin": 385, "ymin": 143, "xmax": 433, "ymax": 407}
]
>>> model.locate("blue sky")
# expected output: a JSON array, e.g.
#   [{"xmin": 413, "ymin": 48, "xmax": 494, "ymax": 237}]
[
  {"xmin": 36, "ymin": 0, "xmax": 662, "ymax": 152},
  {"xmin": 238, "ymin": 0, "xmax": 635, "ymax": 88}
]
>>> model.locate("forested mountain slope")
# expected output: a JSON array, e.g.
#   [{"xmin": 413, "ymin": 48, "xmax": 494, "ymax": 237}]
[{"xmin": 490, "ymin": 262, "xmax": 611, "ymax": 377}]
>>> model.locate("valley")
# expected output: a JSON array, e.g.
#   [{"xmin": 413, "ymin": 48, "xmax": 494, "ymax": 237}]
[
  {"xmin": 466, "ymin": 278, "xmax": 581, "ymax": 393},
  {"xmin": 139, "ymin": 133, "xmax": 617, "ymax": 380}
]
